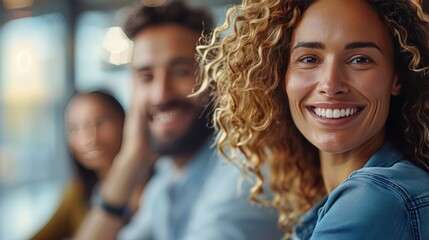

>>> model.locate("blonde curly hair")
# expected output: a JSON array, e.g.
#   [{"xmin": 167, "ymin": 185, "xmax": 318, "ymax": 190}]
[{"xmin": 196, "ymin": 0, "xmax": 429, "ymax": 236}]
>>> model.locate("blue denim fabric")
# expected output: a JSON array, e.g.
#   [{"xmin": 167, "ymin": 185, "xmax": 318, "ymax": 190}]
[{"xmin": 294, "ymin": 142, "xmax": 429, "ymax": 240}]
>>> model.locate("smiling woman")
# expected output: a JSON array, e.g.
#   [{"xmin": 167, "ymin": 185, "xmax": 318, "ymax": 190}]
[
  {"xmin": 30, "ymin": 90, "xmax": 143, "ymax": 240},
  {"xmin": 197, "ymin": 0, "xmax": 429, "ymax": 239},
  {"xmin": 285, "ymin": 0, "xmax": 401, "ymax": 169},
  {"xmin": 66, "ymin": 91, "xmax": 125, "ymax": 178}
]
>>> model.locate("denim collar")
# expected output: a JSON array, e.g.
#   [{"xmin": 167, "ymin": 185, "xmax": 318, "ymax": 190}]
[
  {"xmin": 294, "ymin": 141, "xmax": 404, "ymax": 240},
  {"xmin": 361, "ymin": 141, "xmax": 404, "ymax": 168}
]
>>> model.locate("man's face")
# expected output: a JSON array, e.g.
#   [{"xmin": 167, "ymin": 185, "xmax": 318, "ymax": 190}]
[{"xmin": 131, "ymin": 24, "xmax": 210, "ymax": 156}]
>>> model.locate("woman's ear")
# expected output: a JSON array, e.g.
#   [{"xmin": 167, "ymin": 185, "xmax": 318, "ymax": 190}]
[{"xmin": 391, "ymin": 73, "xmax": 402, "ymax": 96}]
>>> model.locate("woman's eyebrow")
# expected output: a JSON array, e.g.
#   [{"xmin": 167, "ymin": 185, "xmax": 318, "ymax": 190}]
[
  {"xmin": 292, "ymin": 41, "xmax": 325, "ymax": 50},
  {"xmin": 291, "ymin": 41, "xmax": 382, "ymax": 53},
  {"xmin": 345, "ymin": 42, "xmax": 382, "ymax": 53}
]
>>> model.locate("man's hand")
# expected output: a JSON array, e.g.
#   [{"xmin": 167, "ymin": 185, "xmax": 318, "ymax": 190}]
[{"xmin": 101, "ymin": 77, "xmax": 158, "ymax": 207}]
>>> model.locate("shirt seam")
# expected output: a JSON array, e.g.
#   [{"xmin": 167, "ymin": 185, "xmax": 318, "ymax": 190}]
[{"xmin": 348, "ymin": 172, "xmax": 428, "ymax": 240}]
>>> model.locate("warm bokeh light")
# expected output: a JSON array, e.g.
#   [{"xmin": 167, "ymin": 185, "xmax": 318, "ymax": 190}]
[
  {"xmin": 3, "ymin": 0, "xmax": 33, "ymax": 9},
  {"xmin": 141, "ymin": 0, "xmax": 170, "ymax": 7},
  {"xmin": 3, "ymin": 43, "xmax": 47, "ymax": 103},
  {"xmin": 102, "ymin": 26, "xmax": 133, "ymax": 65}
]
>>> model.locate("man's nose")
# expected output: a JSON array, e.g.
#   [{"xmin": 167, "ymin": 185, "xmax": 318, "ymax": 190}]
[
  {"xmin": 150, "ymin": 71, "xmax": 174, "ymax": 105},
  {"xmin": 317, "ymin": 61, "xmax": 349, "ymax": 97}
]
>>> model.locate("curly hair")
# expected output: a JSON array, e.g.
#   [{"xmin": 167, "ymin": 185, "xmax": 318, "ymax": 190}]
[{"xmin": 196, "ymin": 0, "xmax": 429, "ymax": 236}]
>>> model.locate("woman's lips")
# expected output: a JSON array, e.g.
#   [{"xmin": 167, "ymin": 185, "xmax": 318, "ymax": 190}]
[{"xmin": 82, "ymin": 149, "xmax": 103, "ymax": 158}]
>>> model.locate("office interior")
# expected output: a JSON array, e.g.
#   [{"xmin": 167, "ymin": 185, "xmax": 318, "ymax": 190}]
[{"xmin": 0, "ymin": 0, "xmax": 428, "ymax": 239}]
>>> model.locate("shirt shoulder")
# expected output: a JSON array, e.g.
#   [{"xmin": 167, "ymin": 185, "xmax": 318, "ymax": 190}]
[
  {"xmin": 183, "ymin": 154, "xmax": 284, "ymax": 240},
  {"xmin": 313, "ymin": 160, "xmax": 429, "ymax": 240},
  {"xmin": 351, "ymin": 160, "xmax": 429, "ymax": 201}
]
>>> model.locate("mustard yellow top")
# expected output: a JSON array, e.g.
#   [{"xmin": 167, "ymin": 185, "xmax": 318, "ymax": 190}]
[{"xmin": 31, "ymin": 179, "xmax": 89, "ymax": 240}]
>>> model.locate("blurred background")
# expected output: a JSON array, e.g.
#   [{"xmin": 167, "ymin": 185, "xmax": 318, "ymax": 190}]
[
  {"xmin": 0, "ymin": 0, "xmax": 239, "ymax": 239},
  {"xmin": 1, "ymin": 0, "xmax": 429, "ymax": 239}
]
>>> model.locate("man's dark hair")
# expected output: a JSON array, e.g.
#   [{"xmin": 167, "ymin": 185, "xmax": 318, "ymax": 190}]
[{"xmin": 124, "ymin": 0, "xmax": 214, "ymax": 39}]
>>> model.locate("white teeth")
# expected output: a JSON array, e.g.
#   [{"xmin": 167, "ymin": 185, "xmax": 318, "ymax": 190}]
[
  {"xmin": 333, "ymin": 109, "xmax": 340, "ymax": 118},
  {"xmin": 313, "ymin": 107, "xmax": 359, "ymax": 119},
  {"xmin": 326, "ymin": 109, "xmax": 333, "ymax": 118},
  {"xmin": 153, "ymin": 112, "xmax": 175, "ymax": 123}
]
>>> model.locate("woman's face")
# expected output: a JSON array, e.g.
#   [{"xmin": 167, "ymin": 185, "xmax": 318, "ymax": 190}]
[
  {"xmin": 285, "ymin": 0, "xmax": 401, "ymax": 154},
  {"xmin": 66, "ymin": 95, "xmax": 123, "ymax": 172}
]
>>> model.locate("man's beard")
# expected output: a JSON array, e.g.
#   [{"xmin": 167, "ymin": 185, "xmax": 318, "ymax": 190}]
[{"xmin": 144, "ymin": 101, "xmax": 213, "ymax": 156}]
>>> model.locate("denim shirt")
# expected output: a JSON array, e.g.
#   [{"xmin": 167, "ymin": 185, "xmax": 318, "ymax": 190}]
[
  {"xmin": 293, "ymin": 142, "xmax": 429, "ymax": 240},
  {"xmin": 118, "ymin": 138, "xmax": 283, "ymax": 240}
]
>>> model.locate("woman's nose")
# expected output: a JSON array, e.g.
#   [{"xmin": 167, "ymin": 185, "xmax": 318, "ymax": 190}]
[{"xmin": 317, "ymin": 62, "xmax": 349, "ymax": 97}]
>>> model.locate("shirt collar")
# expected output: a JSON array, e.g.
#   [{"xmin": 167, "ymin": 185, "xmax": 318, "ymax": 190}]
[{"xmin": 362, "ymin": 141, "xmax": 404, "ymax": 168}]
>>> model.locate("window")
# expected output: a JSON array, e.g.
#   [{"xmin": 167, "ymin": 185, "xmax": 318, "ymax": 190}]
[{"xmin": 0, "ymin": 13, "xmax": 69, "ymax": 240}]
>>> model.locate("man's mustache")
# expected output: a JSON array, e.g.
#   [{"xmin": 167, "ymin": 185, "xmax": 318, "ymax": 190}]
[{"xmin": 148, "ymin": 100, "xmax": 194, "ymax": 114}]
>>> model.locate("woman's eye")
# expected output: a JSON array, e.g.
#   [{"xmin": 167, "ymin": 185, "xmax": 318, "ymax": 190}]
[
  {"xmin": 68, "ymin": 127, "xmax": 78, "ymax": 134},
  {"xmin": 298, "ymin": 56, "xmax": 319, "ymax": 64},
  {"xmin": 96, "ymin": 118, "xmax": 110, "ymax": 127},
  {"xmin": 350, "ymin": 56, "xmax": 372, "ymax": 64}
]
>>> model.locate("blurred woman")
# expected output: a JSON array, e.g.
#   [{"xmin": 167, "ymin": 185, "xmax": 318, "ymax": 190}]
[
  {"xmin": 197, "ymin": 0, "xmax": 429, "ymax": 239},
  {"xmin": 32, "ymin": 90, "xmax": 140, "ymax": 239}
]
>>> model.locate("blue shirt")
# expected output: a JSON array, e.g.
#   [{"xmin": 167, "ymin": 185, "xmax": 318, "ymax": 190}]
[
  {"xmin": 119, "ymin": 138, "xmax": 284, "ymax": 240},
  {"xmin": 293, "ymin": 142, "xmax": 429, "ymax": 240}
]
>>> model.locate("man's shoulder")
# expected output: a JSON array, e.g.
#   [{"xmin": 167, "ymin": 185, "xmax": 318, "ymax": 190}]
[{"xmin": 206, "ymin": 154, "xmax": 251, "ymax": 188}]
